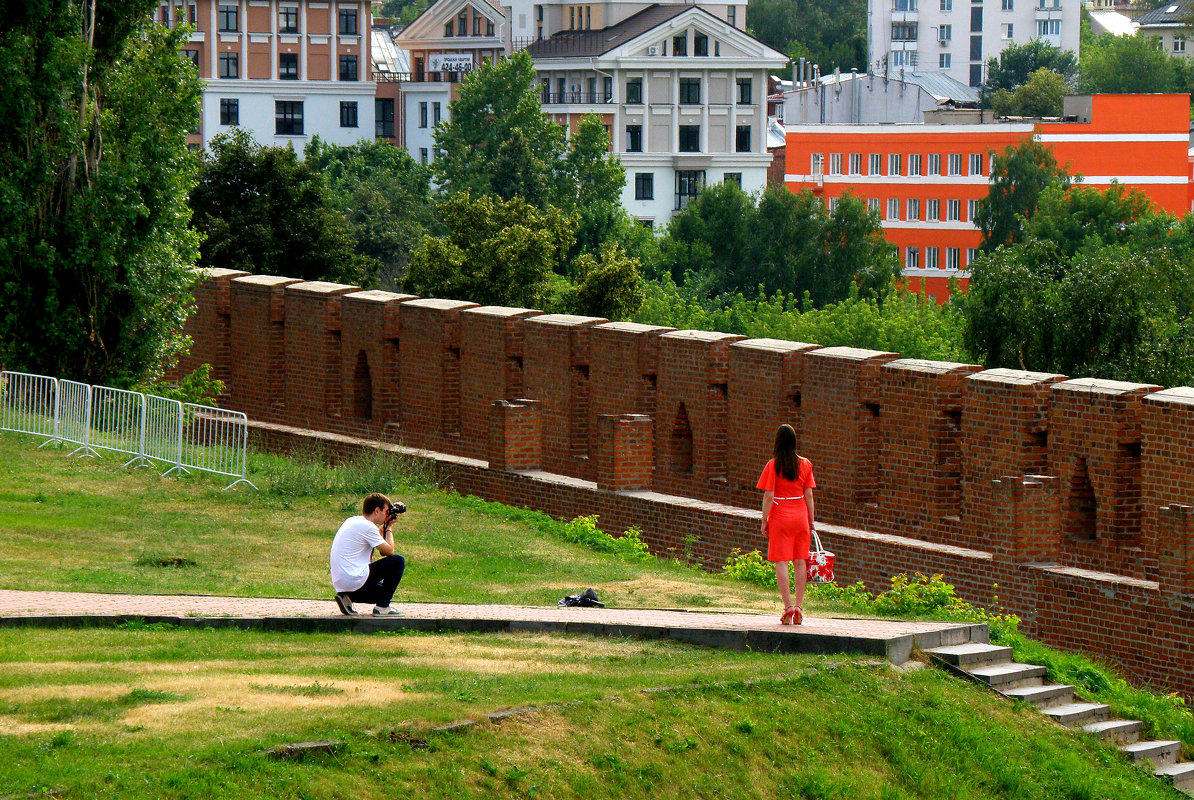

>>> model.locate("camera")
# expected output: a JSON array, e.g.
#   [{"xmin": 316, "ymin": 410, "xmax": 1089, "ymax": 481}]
[{"xmin": 386, "ymin": 501, "xmax": 407, "ymax": 519}]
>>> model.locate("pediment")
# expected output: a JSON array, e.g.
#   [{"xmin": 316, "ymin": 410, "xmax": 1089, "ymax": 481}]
[
  {"xmin": 616, "ymin": 8, "xmax": 787, "ymax": 61},
  {"xmin": 399, "ymin": 0, "xmax": 504, "ymax": 43}
]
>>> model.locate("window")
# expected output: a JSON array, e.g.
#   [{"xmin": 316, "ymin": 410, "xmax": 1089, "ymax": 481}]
[
  {"xmin": 940, "ymin": 53, "xmax": 952, "ymax": 69},
  {"xmin": 487, "ymin": 19, "xmax": 495, "ymax": 36},
  {"xmin": 675, "ymin": 170, "xmax": 705, "ymax": 209},
  {"xmin": 1001, "ymin": 23, "xmax": 1013, "ymax": 39},
  {"xmin": 868, "ymin": 197, "xmax": 881, "ymax": 215},
  {"xmin": 218, "ymin": 52, "xmax": 238, "ymax": 79},
  {"xmin": 969, "ymin": 152, "xmax": 982, "ymax": 175},
  {"xmin": 279, "ymin": 52, "xmax": 299, "ymax": 79},
  {"xmin": 588, "ymin": 76, "xmax": 597, "ymax": 101},
  {"xmin": 724, "ymin": 172, "xmax": 742, "ymax": 186},
  {"xmin": 735, "ymin": 125, "xmax": 751, "ymax": 153},
  {"xmin": 927, "ymin": 199, "xmax": 940, "ymax": 221},
  {"xmin": 927, "ymin": 153, "xmax": 941, "ymax": 175},
  {"xmin": 627, "ymin": 78, "xmax": 643, "ymax": 103},
  {"xmin": 908, "ymin": 153, "xmax": 922, "ymax": 176},
  {"xmin": 891, "ymin": 22, "xmax": 918, "ymax": 40},
  {"xmin": 458, "ymin": 11, "xmax": 467, "ymax": 35},
  {"xmin": 433, "ymin": 102, "xmax": 441, "ymax": 125},
  {"xmin": 947, "ymin": 199, "xmax": 961, "ymax": 221},
  {"xmin": 970, "ymin": 6, "xmax": 982, "ymax": 31},
  {"xmin": 338, "ymin": 7, "xmax": 359, "ymax": 35},
  {"xmin": 827, "ymin": 197, "xmax": 838, "ymax": 212},
  {"xmin": 967, "ymin": 247, "xmax": 980, "ymax": 264},
  {"xmin": 736, "ymin": 77, "xmax": 752, "ymax": 104},
  {"xmin": 829, "ymin": 153, "xmax": 843, "ymax": 175},
  {"xmin": 907, "ymin": 198, "xmax": 921, "ymax": 220},
  {"xmin": 947, "ymin": 247, "xmax": 961, "ymax": 270},
  {"xmin": 678, "ymin": 125, "xmax": 700, "ymax": 152},
  {"xmin": 1037, "ymin": 19, "xmax": 1060, "ymax": 36},
  {"xmin": 444, "ymin": 20, "xmax": 453, "ymax": 36},
  {"xmin": 473, "ymin": 14, "xmax": 482, "ymax": 35},
  {"xmin": 275, "ymin": 100, "xmax": 303, "ymax": 135},
  {"xmin": 279, "ymin": 6, "xmax": 299, "ymax": 33},
  {"xmin": 694, "ymin": 33, "xmax": 708, "ymax": 56},
  {"xmin": 376, "ymin": 98, "xmax": 395, "ymax": 137},
  {"xmin": 939, "ymin": 24, "xmax": 952, "ymax": 41},
  {"xmin": 869, "ymin": 153, "xmax": 882, "ymax": 174},
  {"xmin": 969, "ymin": 63, "xmax": 982, "ymax": 87},
  {"xmin": 926, "ymin": 247, "xmax": 940, "ymax": 268},
  {"xmin": 888, "ymin": 153, "xmax": 902, "ymax": 175},
  {"xmin": 728, "ymin": 5, "xmax": 736, "ymax": 26},
  {"xmin": 420, "ymin": 148, "xmax": 428, "ymax": 164},
  {"xmin": 1001, "ymin": 0, "xmax": 1013, "ymax": 8},
  {"xmin": 182, "ymin": 49, "xmax": 200, "ymax": 68},
  {"xmin": 906, "ymin": 247, "xmax": 920, "ymax": 269},
  {"xmin": 948, "ymin": 153, "xmax": 962, "ymax": 175},
  {"xmin": 340, "ymin": 101, "xmax": 358, "ymax": 127},
  {"xmin": 339, "ymin": 55, "xmax": 358, "ymax": 81},
  {"xmin": 603, "ymin": 76, "xmax": 613, "ymax": 101},
  {"xmin": 419, "ymin": 101, "xmax": 428, "ymax": 128},
  {"xmin": 968, "ymin": 198, "xmax": 979, "ymax": 220},
  {"xmin": 1177, "ymin": 38, "xmax": 1187, "ymax": 53},
  {"xmin": 887, "ymin": 198, "xmax": 899, "ymax": 219},
  {"xmin": 940, "ymin": 0, "xmax": 952, "ymax": 9},
  {"xmin": 569, "ymin": 6, "xmax": 575, "ymax": 28},
  {"xmin": 219, "ymin": 98, "xmax": 238, "ymax": 125},
  {"xmin": 891, "ymin": 51, "xmax": 916, "ymax": 67},
  {"xmin": 893, "ymin": 0, "xmax": 917, "ymax": 9},
  {"xmin": 218, "ymin": 4, "xmax": 237, "ymax": 31},
  {"xmin": 811, "ymin": 153, "xmax": 824, "ymax": 175},
  {"xmin": 626, "ymin": 125, "xmax": 642, "ymax": 152},
  {"xmin": 673, "ymin": 33, "xmax": 687, "ymax": 56},
  {"xmin": 849, "ymin": 153, "xmax": 862, "ymax": 175},
  {"xmin": 679, "ymin": 77, "xmax": 701, "ymax": 104},
  {"xmin": 635, "ymin": 172, "xmax": 654, "ymax": 200}
]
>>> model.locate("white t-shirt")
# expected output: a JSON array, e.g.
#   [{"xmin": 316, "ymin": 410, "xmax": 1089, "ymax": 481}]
[{"xmin": 330, "ymin": 516, "xmax": 385, "ymax": 592}]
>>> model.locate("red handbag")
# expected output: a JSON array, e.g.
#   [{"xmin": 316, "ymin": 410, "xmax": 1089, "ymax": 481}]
[{"xmin": 807, "ymin": 529, "xmax": 835, "ymax": 583}]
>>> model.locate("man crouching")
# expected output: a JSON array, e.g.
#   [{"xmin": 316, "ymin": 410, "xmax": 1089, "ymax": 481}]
[{"xmin": 331, "ymin": 492, "xmax": 406, "ymax": 616}]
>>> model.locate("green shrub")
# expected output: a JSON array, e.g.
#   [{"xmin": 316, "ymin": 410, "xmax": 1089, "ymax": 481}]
[
  {"xmin": 253, "ymin": 443, "xmax": 436, "ymax": 498},
  {"xmin": 561, "ymin": 515, "xmax": 652, "ymax": 562}
]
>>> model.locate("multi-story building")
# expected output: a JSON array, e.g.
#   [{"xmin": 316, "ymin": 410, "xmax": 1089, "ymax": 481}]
[
  {"xmin": 867, "ymin": 0, "xmax": 1081, "ymax": 87},
  {"xmin": 1135, "ymin": 2, "xmax": 1192, "ymax": 58},
  {"xmin": 783, "ymin": 93, "xmax": 1193, "ymax": 302},
  {"xmin": 389, "ymin": 0, "xmax": 785, "ymax": 225},
  {"xmin": 161, "ymin": 0, "xmax": 377, "ymax": 149}
]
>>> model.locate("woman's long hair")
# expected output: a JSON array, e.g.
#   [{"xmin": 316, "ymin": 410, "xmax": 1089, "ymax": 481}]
[{"xmin": 773, "ymin": 423, "xmax": 798, "ymax": 481}]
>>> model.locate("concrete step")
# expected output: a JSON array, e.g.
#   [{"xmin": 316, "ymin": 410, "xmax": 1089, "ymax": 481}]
[
  {"xmin": 1001, "ymin": 683, "xmax": 1074, "ymax": 708},
  {"xmin": 1042, "ymin": 702, "xmax": 1111, "ymax": 727},
  {"xmin": 1120, "ymin": 740, "xmax": 1182, "ymax": 768},
  {"xmin": 1082, "ymin": 718, "xmax": 1142, "ymax": 744},
  {"xmin": 926, "ymin": 643, "xmax": 1013, "ymax": 669},
  {"xmin": 967, "ymin": 662, "xmax": 1047, "ymax": 690},
  {"xmin": 1155, "ymin": 762, "xmax": 1194, "ymax": 795}
]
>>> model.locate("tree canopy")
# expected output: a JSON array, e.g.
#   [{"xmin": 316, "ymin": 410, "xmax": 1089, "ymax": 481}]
[
  {"xmin": 989, "ymin": 68, "xmax": 1067, "ymax": 118},
  {"xmin": 984, "ymin": 39, "xmax": 1078, "ymax": 94},
  {"xmin": 1079, "ymin": 32, "xmax": 1194, "ymax": 94},
  {"xmin": 746, "ymin": 0, "xmax": 866, "ymax": 72},
  {"xmin": 975, "ymin": 139, "xmax": 1074, "ymax": 252},
  {"xmin": 0, "ymin": 0, "xmax": 203, "ymax": 385}
]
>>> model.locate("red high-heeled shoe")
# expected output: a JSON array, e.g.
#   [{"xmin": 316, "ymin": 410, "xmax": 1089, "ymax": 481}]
[{"xmin": 780, "ymin": 606, "xmax": 797, "ymax": 625}]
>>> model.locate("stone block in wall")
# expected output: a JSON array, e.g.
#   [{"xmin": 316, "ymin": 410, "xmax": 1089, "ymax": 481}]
[
  {"xmin": 961, "ymin": 368, "xmax": 1067, "ymax": 553},
  {"xmin": 1049, "ymin": 377, "xmax": 1162, "ymax": 579},
  {"xmin": 228, "ymin": 275, "xmax": 301, "ymax": 420},
  {"xmin": 653, "ymin": 330, "xmax": 746, "ymax": 503},
  {"xmin": 594, "ymin": 414, "xmax": 653, "ymax": 491},
  {"xmin": 800, "ymin": 346, "xmax": 900, "ymax": 527},
  {"xmin": 987, "ymin": 474, "xmax": 1061, "ymax": 563},
  {"xmin": 522, "ymin": 314, "xmax": 608, "ymax": 479},
  {"xmin": 1143, "ymin": 387, "xmax": 1194, "ymax": 586},
  {"xmin": 398, "ymin": 298, "xmax": 478, "ymax": 453},
  {"xmin": 590, "ymin": 322, "xmax": 675, "ymax": 421},
  {"xmin": 283, "ymin": 281, "xmax": 359, "ymax": 428},
  {"xmin": 726, "ymin": 339, "xmax": 821, "ymax": 508},
  {"xmin": 459, "ymin": 306, "xmax": 543, "ymax": 460},
  {"xmin": 175, "ymin": 268, "xmax": 249, "ymax": 386},
  {"xmin": 878, "ymin": 359, "xmax": 983, "ymax": 543},
  {"xmin": 340, "ymin": 290, "xmax": 416, "ymax": 437},
  {"xmin": 488, "ymin": 399, "xmax": 541, "ymax": 471}
]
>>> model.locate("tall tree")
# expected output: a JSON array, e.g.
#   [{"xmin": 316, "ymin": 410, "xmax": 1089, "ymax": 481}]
[
  {"xmin": 0, "ymin": 1, "xmax": 203, "ymax": 385},
  {"xmin": 990, "ymin": 67, "xmax": 1067, "ymax": 117},
  {"xmin": 190, "ymin": 129, "xmax": 376, "ymax": 286},
  {"xmin": 1079, "ymin": 33, "xmax": 1186, "ymax": 94},
  {"xmin": 747, "ymin": 0, "xmax": 867, "ymax": 72},
  {"xmin": 983, "ymin": 39, "xmax": 1078, "ymax": 94},
  {"xmin": 975, "ymin": 139, "xmax": 1074, "ymax": 252}
]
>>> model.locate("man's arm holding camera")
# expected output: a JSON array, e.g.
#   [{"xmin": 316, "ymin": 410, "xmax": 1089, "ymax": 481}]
[{"xmin": 375, "ymin": 521, "xmax": 395, "ymax": 557}]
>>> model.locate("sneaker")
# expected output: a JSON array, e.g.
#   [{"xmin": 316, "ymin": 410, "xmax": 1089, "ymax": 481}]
[
  {"xmin": 334, "ymin": 592, "xmax": 357, "ymax": 616},
  {"xmin": 372, "ymin": 606, "xmax": 404, "ymax": 617}
]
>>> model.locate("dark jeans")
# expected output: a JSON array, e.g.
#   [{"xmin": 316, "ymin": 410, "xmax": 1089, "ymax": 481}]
[{"xmin": 347, "ymin": 554, "xmax": 405, "ymax": 607}]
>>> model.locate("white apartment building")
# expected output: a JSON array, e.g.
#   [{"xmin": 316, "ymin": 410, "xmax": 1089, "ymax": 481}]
[
  {"xmin": 162, "ymin": 0, "xmax": 378, "ymax": 149},
  {"xmin": 867, "ymin": 0, "xmax": 1081, "ymax": 87},
  {"xmin": 1135, "ymin": 2, "xmax": 1193, "ymax": 58}
]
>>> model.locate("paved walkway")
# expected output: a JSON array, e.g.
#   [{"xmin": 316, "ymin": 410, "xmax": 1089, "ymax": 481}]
[{"xmin": 0, "ymin": 590, "xmax": 985, "ymax": 664}]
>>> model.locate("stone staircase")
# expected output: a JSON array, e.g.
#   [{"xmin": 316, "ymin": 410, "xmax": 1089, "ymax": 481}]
[{"xmin": 926, "ymin": 642, "xmax": 1194, "ymax": 796}]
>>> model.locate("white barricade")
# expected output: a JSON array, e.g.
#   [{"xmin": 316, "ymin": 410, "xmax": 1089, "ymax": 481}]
[
  {"xmin": 144, "ymin": 394, "xmax": 185, "ymax": 471},
  {"xmin": 0, "ymin": 371, "xmax": 59, "ymax": 446},
  {"xmin": 90, "ymin": 385, "xmax": 148, "ymax": 467},
  {"xmin": 58, "ymin": 380, "xmax": 98, "ymax": 457},
  {"xmin": 178, "ymin": 403, "xmax": 257, "ymax": 490}
]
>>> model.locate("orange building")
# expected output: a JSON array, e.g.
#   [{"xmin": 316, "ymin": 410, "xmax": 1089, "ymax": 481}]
[{"xmin": 784, "ymin": 94, "xmax": 1193, "ymax": 302}]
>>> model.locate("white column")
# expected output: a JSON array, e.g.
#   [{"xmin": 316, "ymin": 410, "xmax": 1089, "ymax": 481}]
[
  {"xmin": 301, "ymin": 1, "xmax": 309, "ymax": 80},
  {"xmin": 209, "ymin": 0, "xmax": 218, "ymax": 77},
  {"xmin": 239, "ymin": 0, "xmax": 247, "ymax": 78},
  {"xmin": 270, "ymin": 0, "xmax": 277, "ymax": 79}
]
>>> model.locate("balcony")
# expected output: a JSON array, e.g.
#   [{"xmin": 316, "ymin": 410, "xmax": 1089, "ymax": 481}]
[{"xmin": 540, "ymin": 91, "xmax": 615, "ymax": 105}]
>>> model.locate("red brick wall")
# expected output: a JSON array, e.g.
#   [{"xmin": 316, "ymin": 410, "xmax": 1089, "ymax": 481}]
[
  {"xmin": 184, "ymin": 271, "xmax": 1194, "ymax": 696},
  {"xmin": 172, "ymin": 268, "xmax": 248, "ymax": 385}
]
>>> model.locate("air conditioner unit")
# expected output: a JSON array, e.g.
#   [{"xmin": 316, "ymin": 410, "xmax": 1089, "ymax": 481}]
[
  {"xmin": 647, "ymin": 45, "xmax": 658, "ymax": 55},
  {"xmin": 938, "ymin": 36, "xmax": 950, "ymax": 45}
]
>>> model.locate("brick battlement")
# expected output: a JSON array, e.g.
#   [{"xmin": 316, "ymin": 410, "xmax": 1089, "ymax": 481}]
[{"xmin": 174, "ymin": 271, "xmax": 1194, "ymax": 696}]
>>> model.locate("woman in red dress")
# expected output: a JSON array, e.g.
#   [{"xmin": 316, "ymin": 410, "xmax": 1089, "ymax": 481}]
[{"xmin": 756, "ymin": 423, "xmax": 817, "ymax": 625}]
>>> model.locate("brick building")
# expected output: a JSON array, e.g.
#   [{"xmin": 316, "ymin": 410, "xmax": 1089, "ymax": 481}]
[{"xmin": 783, "ymin": 92, "xmax": 1194, "ymax": 302}]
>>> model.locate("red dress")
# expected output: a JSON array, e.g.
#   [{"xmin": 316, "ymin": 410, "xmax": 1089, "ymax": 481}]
[{"xmin": 756, "ymin": 457, "xmax": 816, "ymax": 562}]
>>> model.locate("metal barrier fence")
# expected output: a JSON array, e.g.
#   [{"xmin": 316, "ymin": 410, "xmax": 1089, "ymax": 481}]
[{"xmin": 0, "ymin": 371, "xmax": 256, "ymax": 490}]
